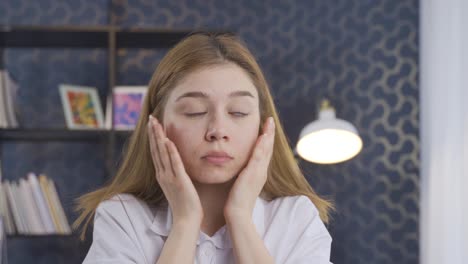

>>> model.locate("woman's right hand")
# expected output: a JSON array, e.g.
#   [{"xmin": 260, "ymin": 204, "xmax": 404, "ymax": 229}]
[{"xmin": 147, "ymin": 115, "xmax": 204, "ymax": 228}]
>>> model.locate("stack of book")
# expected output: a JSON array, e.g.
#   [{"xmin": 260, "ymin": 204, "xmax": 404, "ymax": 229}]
[
  {"xmin": 0, "ymin": 70, "xmax": 19, "ymax": 128},
  {"xmin": 0, "ymin": 173, "xmax": 71, "ymax": 235}
]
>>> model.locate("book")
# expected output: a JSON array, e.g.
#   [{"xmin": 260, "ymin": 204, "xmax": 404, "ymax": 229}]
[
  {"xmin": 27, "ymin": 173, "xmax": 55, "ymax": 234},
  {"xmin": 38, "ymin": 174, "xmax": 62, "ymax": 233},
  {"xmin": 0, "ymin": 182, "xmax": 16, "ymax": 234},
  {"xmin": 0, "ymin": 71, "xmax": 7, "ymax": 128},
  {"xmin": 6, "ymin": 182, "xmax": 25, "ymax": 234},
  {"xmin": 19, "ymin": 179, "xmax": 42, "ymax": 234},
  {"xmin": 112, "ymin": 86, "xmax": 148, "ymax": 130},
  {"xmin": 45, "ymin": 177, "xmax": 71, "ymax": 234},
  {"xmin": 16, "ymin": 181, "xmax": 33, "ymax": 234},
  {"xmin": 0, "ymin": 174, "xmax": 70, "ymax": 235},
  {"xmin": 0, "ymin": 70, "xmax": 20, "ymax": 128},
  {"xmin": 2, "ymin": 71, "xmax": 19, "ymax": 128}
]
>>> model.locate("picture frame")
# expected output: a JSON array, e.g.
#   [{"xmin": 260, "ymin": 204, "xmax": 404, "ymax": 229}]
[
  {"xmin": 111, "ymin": 86, "xmax": 148, "ymax": 130},
  {"xmin": 59, "ymin": 84, "xmax": 104, "ymax": 129}
]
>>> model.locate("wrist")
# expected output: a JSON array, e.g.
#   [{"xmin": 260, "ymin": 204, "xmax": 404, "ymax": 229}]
[
  {"xmin": 224, "ymin": 209, "xmax": 251, "ymax": 226},
  {"xmin": 224, "ymin": 203, "xmax": 251, "ymax": 218},
  {"xmin": 172, "ymin": 218, "xmax": 202, "ymax": 234},
  {"xmin": 173, "ymin": 210, "xmax": 204, "ymax": 227}
]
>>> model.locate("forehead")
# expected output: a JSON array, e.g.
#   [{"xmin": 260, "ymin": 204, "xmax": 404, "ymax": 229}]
[{"xmin": 168, "ymin": 63, "xmax": 259, "ymax": 103}]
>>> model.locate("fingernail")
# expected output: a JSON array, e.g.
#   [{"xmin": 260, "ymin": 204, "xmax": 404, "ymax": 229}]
[{"xmin": 269, "ymin": 117, "xmax": 275, "ymax": 130}]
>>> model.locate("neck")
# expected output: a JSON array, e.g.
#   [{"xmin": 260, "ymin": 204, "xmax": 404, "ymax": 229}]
[{"xmin": 193, "ymin": 177, "xmax": 236, "ymax": 237}]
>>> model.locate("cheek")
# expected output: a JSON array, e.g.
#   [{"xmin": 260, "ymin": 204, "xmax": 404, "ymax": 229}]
[
  {"xmin": 164, "ymin": 122, "xmax": 197, "ymax": 156},
  {"xmin": 236, "ymin": 123, "xmax": 261, "ymax": 157},
  {"xmin": 165, "ymin": 122, "xmax": 185, "ymax": 147}
]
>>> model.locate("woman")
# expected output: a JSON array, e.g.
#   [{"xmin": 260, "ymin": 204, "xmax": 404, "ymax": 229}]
[{"xmin": 74, "ymin": 32, "xmax": 334, "ymax": 264}]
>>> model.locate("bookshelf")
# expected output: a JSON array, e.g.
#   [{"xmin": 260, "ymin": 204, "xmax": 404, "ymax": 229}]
[
  {"xmin": 0, "ymin": 128, "xmax": 111, "ymax": 141},
  {"xmin": 0, "ymin": 24, "xmax": 226, "ymax": 262},
  {"xmin": 0, "ymin": 25, "xmax": 190, "ymax": 48}
]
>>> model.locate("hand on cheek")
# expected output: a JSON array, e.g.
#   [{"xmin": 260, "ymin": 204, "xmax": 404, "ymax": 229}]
[
  {"xmin": 147, "ymin": 115, "xmax": 204, "ymax": 226},
  {"xmin": 224, "ymin": 117, "xmax": 275, "ymax": 220}
]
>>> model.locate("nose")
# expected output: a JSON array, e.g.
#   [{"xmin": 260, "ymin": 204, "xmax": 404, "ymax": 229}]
[{"xmin": 205, "ymin": 114, "xmax": 229, "ymax": 142}]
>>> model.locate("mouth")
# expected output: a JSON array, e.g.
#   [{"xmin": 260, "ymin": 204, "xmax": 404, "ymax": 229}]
[{"xmin": 201, "ymin": 152, "xmax": 233, "ymax": 165}]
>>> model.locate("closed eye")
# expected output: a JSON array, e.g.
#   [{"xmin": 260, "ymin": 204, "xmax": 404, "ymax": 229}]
[
  {"xmin": 185, "ymin": 112, "xmax": 207, "ymax": 117},
  {"xmin": 184, "ymin": 112, "xmax": 248, "ymax": 118},
  {"xmin": 230, "ymin": 112, "xmax": 248, "ymax": 117}
]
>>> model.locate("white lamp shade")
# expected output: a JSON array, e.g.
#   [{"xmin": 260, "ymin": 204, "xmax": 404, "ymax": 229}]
[{"xmin": 296, "ymin": 108, "xmax": 363, "ymax": 164}]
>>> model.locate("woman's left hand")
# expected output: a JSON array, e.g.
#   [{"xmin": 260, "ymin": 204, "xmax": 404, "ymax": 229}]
[{"xmin": 224, "ymin": 116, "xmax": 275, "ymax": 220}]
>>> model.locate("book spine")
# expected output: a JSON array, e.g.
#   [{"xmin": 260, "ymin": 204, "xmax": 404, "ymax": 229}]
[
  {"xmin": 46, "ymin": 177, "xmax": 71, "ymax": 234},
  {"xmin": 19, "ymin": 179, "xmax": 42, "ymax": 234},
  {"xmin": 8, "ymin": 182, "xmax": 26, "ymax": 234},
  {"xmin": 38, "ymin": 175, "xmax": 63, "ymax": 233},
  {"xmin": 30, "ymin": 174, "xmax": 55, "ymax": 234},
  {"xmin": 3, "ymin": 182, "xmax": 20, "ymax": 234},
  {"xmin": 0, "ymin": 71, "xmax": 7, "ymax": 128},
  {"xmin": 3, "ymin": 71, "xmax": 19, "ymax": 127},
  {"xmin": 0, "ymin": 182, "xmax": 16, "ymax": 234},
  {"xmin": 16, "ymin": 180, "xmax": 29, "ymax": 233},
  {"xmin": 22, "ymin": 179, "xmax": 46, "ymax": 234}
]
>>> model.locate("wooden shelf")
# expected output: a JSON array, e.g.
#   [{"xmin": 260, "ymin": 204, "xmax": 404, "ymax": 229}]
[
  {"xmin": 0, "ymin": 25, "xmax": 217, "ymax": 49},
  {"xmin": 0, "ymin": 25, "xmax": 109, "ymax": 48},
  {"xmin": 116, "ymin": 29, "xmax": 191, "ymax": 48},
  {"xmin": 0, "ymin": 128, "xmax": 131, "ymax": 141}
]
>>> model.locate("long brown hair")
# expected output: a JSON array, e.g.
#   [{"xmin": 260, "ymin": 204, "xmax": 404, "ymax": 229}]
[{"xmin": 73, "ymin": 32, "xmax": 333, "ymax": 240}]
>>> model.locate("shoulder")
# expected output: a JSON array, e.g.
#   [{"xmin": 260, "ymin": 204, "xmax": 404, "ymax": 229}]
[
  {"xmin": 95, "ymin": 193, "xmax": 155, "ymax": 224},
  {"xmin": 264, "ymin": 195, "xmax": 320, "ymax": 218},
  {"xmin": 261, "ymin": 195, "xmax": 328, "ymax": 237},
  {"xmin": 85, "ymin": 194, "xmax": 155, "ymax": 264},
  {"xmin": 259, "ymin": 195, "xmax": 333, "ymax": 263}
]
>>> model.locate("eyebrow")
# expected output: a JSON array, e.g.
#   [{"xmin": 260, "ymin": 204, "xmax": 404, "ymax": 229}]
[{"xmin": 175, "ymin": 90, "xmax": 255, "ymax": 102}]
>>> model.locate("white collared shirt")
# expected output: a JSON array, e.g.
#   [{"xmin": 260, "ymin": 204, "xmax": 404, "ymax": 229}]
[{"xmin": 82, "ymin": 193, "xmax": 333, "ymax": 264}]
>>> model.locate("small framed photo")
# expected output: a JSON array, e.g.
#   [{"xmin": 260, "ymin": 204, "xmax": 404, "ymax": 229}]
[
  {"xmin": 59, "ymin": 84, "xmax": 104, "ymax": 129},
  {"xmin": 112, "ymin": 86, "xmax": 148, "ymax": 130}
]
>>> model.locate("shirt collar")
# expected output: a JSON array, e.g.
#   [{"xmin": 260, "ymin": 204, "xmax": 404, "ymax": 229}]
[{"xmin": 150, "ymin": 197, "xmax": 267, "ymax": 249}]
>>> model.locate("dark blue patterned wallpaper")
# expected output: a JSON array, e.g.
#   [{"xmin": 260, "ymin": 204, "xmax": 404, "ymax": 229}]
[{"xmin": 1, "ymin": 0, "xmax": 419, "ymax": 263}]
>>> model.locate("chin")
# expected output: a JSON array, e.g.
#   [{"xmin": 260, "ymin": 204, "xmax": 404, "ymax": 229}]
[{"xmin": 190, "ymin": 170, "xmax": 237, "ymax": 185}]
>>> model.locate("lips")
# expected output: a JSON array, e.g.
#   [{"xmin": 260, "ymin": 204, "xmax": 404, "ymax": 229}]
[{"xmin": 202, "ymin": 151, "xmax": 233, "ymax": 165}]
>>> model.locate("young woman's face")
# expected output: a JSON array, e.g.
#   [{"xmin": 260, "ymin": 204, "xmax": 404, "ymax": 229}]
[{"xmin": 162, "ymin": 63, "xmax": 261, "ymax": 185}]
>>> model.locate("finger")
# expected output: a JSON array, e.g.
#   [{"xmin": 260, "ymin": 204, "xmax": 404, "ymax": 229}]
[
  {"xmin": 264, "ymin": 117, "xmax": 275, "ymax": 155},
  {"xmin": 255, "ymin": 134, "xmax": 269, "ymax": 164},
  {"xmin": 166, "ymin": 140, "xmax": 189, "ymax": 180},
  {"xmin": 246, "ymin": 117, "xmax": 275, "ymax": 170},
  {"xmin": 241, "ymin": 134, "xmax": 266, "ymax": 176},
  {"xmin": 259, "ymin": 117, "xmax": 275, "ymax": 155},
  {"xmin": 148, "ymin": 117, "xmax": 162, "ymax": 175},
  {"xmin": 263, "ymin": 117, "xmax": 275, "ymax": 135},
  {"xmin": 155, "ymin": 121, "xmax": 171, "ymax": 172},
  {"xmin": 151, "ymin": 116, "xmax": 165, "ymax": 171}
]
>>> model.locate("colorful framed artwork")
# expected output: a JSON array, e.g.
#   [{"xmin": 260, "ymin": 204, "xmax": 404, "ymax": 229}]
[
  {"xmin": 112, "ymin": 86, "xmax": 148, "ymax": 130},
  {"xmin": 59, "ymin": 84, "xmax": 104, "ymax": 129}
]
